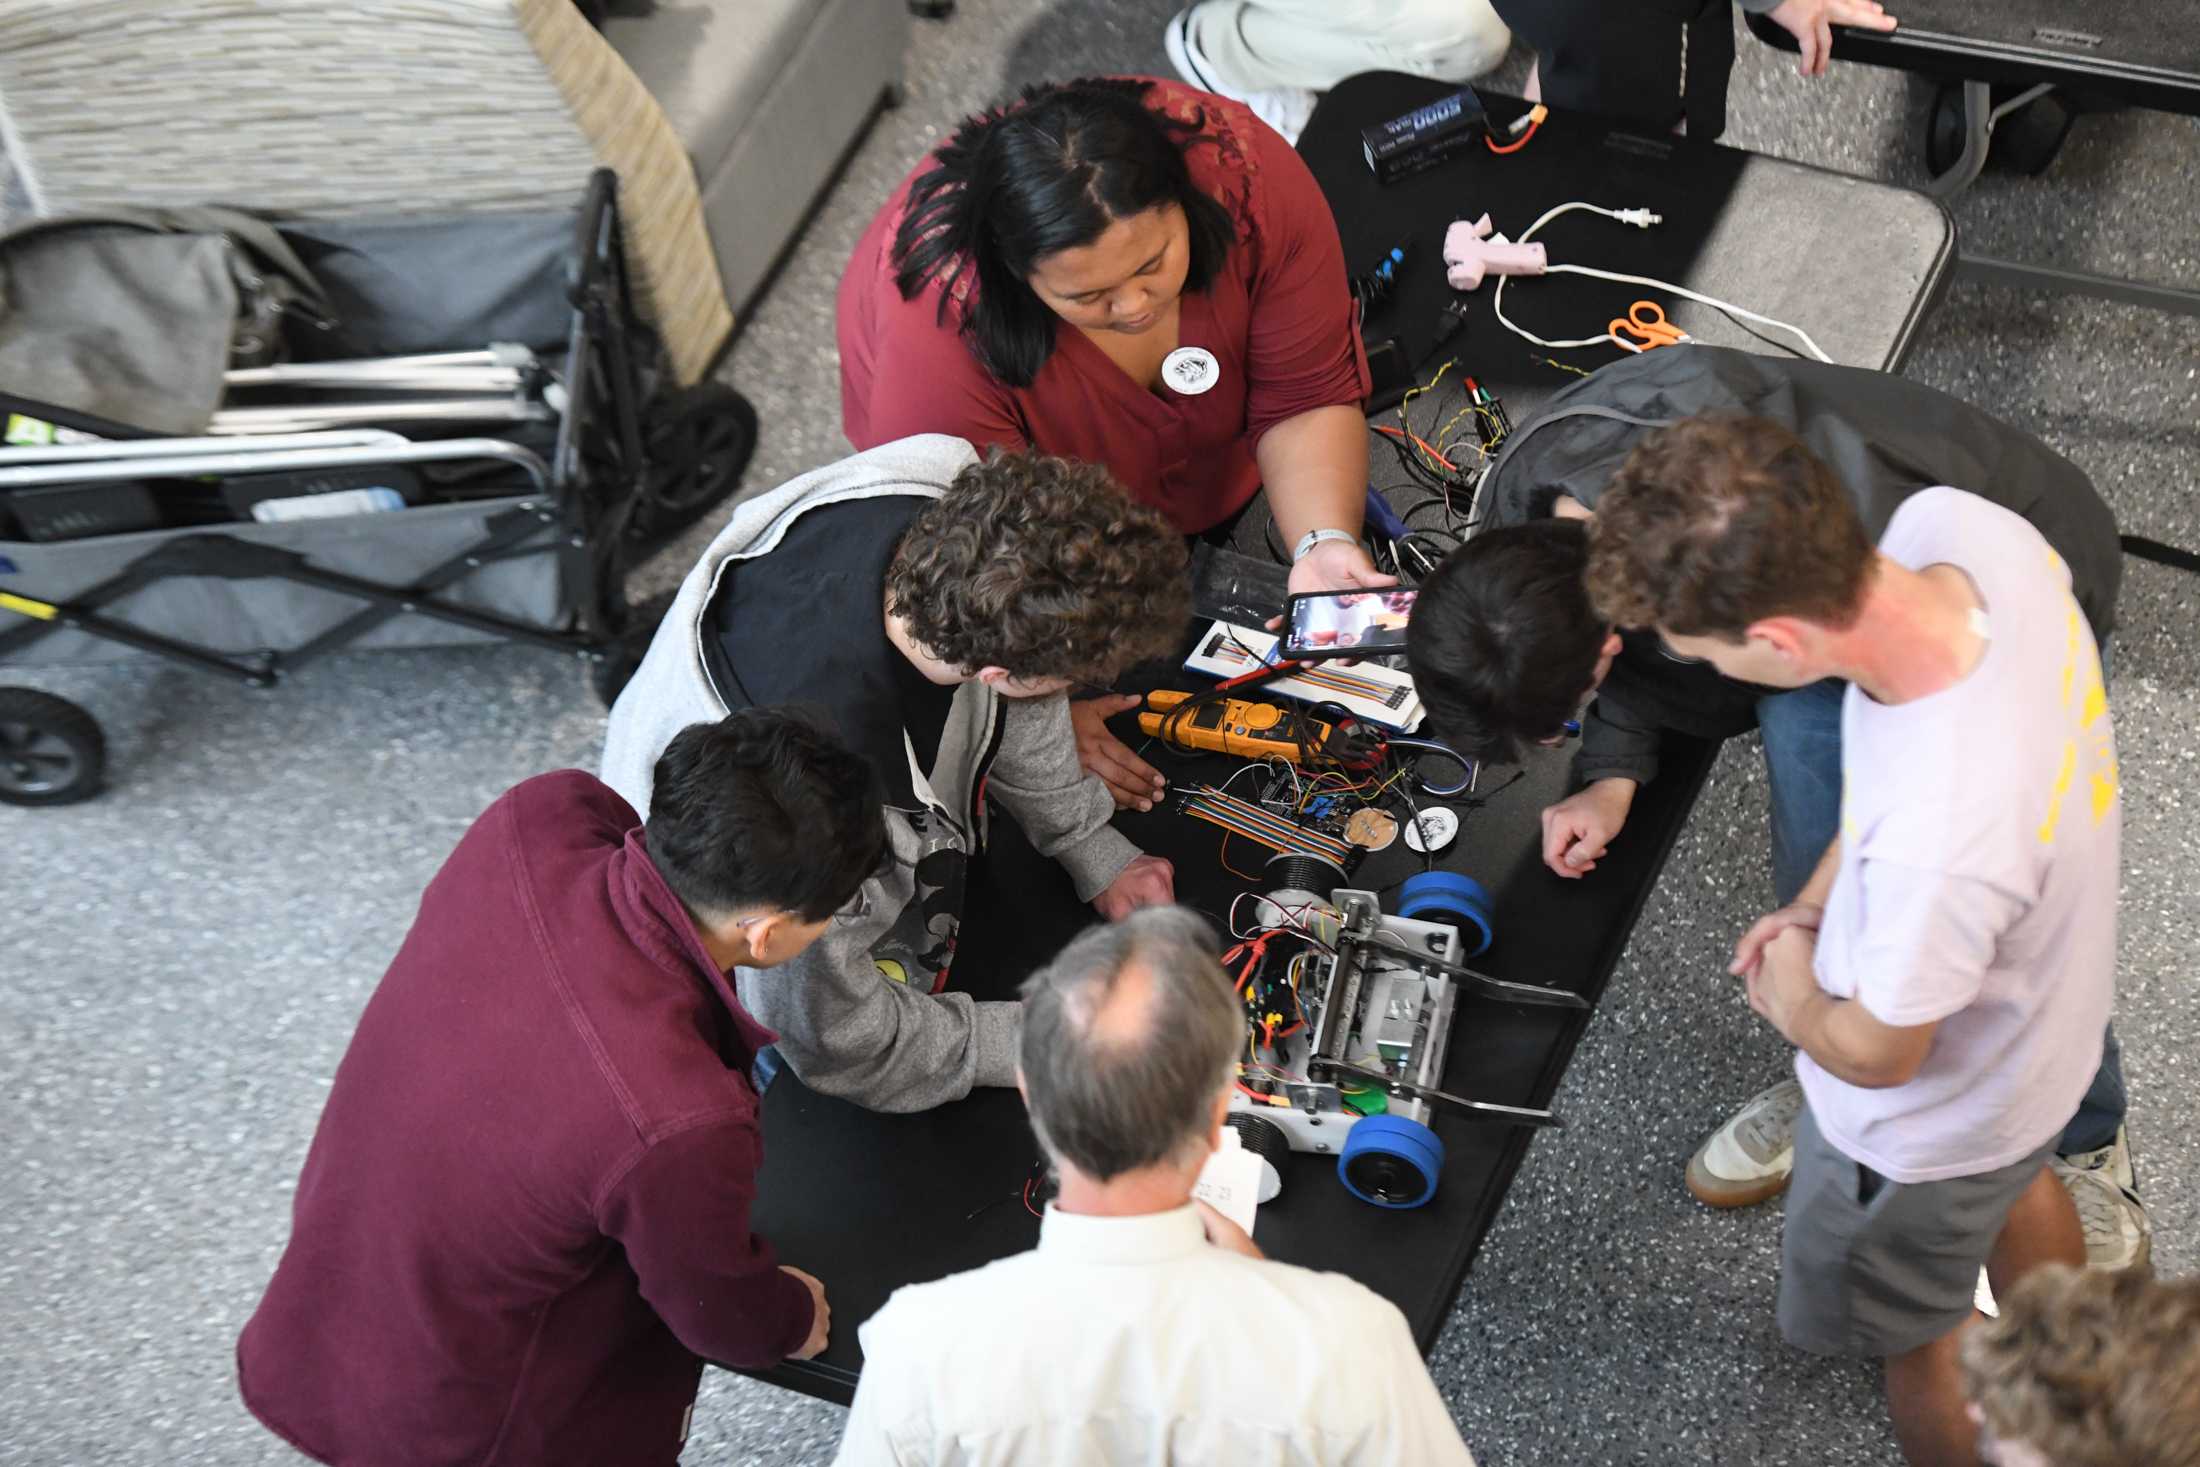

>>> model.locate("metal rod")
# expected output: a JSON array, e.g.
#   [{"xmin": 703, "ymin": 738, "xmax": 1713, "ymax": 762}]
[
  {"xmin": 1313, "ymin": 1060, "xmax": 1562, "ymax": 1128},
  {"xmin": 1955, "ymin": 254, "xmax": 2200, "ymax": 317},
  {"xmin": 223, "ymin": 344, "xmax": 537, "ymax": 385},
  {"xmin": 0, "ymin": 437, "xmax": 552, "ymax": 494},
  {"xmin": 1364, "ymin": 933, "xmax": 1589, "ymax": 1009},
  {"xmin": 209, "ymin": 399, "xmax": 552, "ymax": 433},
  {"xmin": 226, "ymin": 367, "xmax": 525, "ymax": 392},
  {"xmin": 0, "ymin": 430, "xmax": 409, "ymax": 465}
]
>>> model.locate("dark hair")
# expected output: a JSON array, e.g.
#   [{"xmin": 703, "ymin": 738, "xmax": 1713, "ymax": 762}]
[
  {"xmin": 885, "ymin": 447, "xmax": 1190, "ymax": 682},
  {"xmin": 1019, "ymin": 907, "xmax": 1242, "ymax": 1182},
  {"xmin": 644, "ymin": 709, "xmax": 889, "ymax": 924},
  {"xmin": 1586, "ymin": 416, "xmax": 1875, "ymax": 639},
  {"xmin": 1407, "ymin": 521, "xmax": 1608, "ymax": 764},
  {"xmin": 891, "ymin": 77, "xmax": 1239, "ymax": 387}
]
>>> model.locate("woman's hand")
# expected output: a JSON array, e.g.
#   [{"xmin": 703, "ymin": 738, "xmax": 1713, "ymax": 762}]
[
  {"xmin": 1766, "ymin": 0, "xmax": 1897, "ymax": 77},
  {"xmin": 1286, "ymin": 538, "xmax": 1396, "ymax": 598},
  {"xmin": 1071, "ymin": 695, "xmax": 1165, "ymax": 810}
]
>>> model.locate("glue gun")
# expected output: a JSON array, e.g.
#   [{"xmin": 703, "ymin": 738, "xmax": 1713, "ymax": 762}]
[{"xmin": 1441, "ymin": 214, "xmax": 1546, "ymax": 291}]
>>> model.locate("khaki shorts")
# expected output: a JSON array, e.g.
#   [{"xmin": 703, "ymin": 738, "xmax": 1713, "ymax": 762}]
[{"xmin": 1778, "ymin": 1106, "xmax": 2057, "ymax": 1358}]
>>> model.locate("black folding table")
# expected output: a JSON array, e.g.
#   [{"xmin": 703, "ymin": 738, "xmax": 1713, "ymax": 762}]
[
  {"xmin": 747, "ymin": 714, "xmax": 1717, "ymax": 1405},
  {"xmin": 1747, "ymin": 2, "xmax": 2200, "ymax": 316},
  {"xmin": 737, "ymin": 74, "xmax": 1956, "ymax": 1409}
]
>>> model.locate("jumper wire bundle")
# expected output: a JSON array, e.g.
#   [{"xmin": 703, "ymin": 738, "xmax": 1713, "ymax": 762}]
[
  {"xmin": 1178, "ymin": 784, "xmax": 1353, "ymax": 871},
  {"xmin": 1368, "ymin": 358, "xmax": 1508, "ymax": 580}
]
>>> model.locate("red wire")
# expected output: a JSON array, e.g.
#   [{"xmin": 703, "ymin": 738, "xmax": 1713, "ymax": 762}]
[
  {"xmin": 1486, "ymin": 118, "xmax": 1540, "ymax": 155},
  {"xmin": 1373, "ymin": 423, "xmax": 1457, "ymax": 471},
  {"xmin": 1219, "ymin": 831, "xmax": 1266, "ymax": 882}
]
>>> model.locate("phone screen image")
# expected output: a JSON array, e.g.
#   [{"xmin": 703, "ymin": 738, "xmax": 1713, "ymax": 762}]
[{"xmin": 1282, "ymin": 588, "xmax": 1417, "ymax": 659}]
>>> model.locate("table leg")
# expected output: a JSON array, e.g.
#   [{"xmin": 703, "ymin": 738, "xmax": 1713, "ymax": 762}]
[{"xmin": 1928, "ymin": 81, "xmax": 2062, "ymax": 198}]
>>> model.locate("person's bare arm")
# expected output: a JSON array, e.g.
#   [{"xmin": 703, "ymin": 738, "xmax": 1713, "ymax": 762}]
[
  {"xmin": 1256, "ymin": 406, "xmax": 1392, "ymax": 596},
  {"xmin": 1747, "ymin": 927, "xmax": 1937, "ymax": 1088},
  {"xmin": 1731, "ymin": 835, "xmax": 1842, "ymax": 976}
]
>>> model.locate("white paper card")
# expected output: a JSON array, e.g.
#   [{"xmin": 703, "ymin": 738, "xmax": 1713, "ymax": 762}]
[{"xmin": 1193, "ymin": 1128, "xmax": 1264, "ymax": 1237}]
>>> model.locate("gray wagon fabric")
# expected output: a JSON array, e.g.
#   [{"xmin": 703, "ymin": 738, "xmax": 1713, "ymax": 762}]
[{"xmin": 0, "ymin": 496, "xmax": 567, "ymax": 665}]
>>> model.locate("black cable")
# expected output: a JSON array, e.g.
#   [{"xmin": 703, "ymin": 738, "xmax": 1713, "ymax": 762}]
[{"xmin": 1392, "ymin": 775, "xmax": 1437, "ymax": 872}]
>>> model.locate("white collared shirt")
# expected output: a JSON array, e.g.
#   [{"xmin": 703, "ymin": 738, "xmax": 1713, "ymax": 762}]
[{"xmin": 831, "ymin": 1203, "xmax": 1475, "ymax": 1467}]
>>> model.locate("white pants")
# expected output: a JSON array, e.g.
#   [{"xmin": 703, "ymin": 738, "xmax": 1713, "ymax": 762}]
[{"xmin": 1185, "ymin": 0, "xmax": 1510, "ymax": 92}]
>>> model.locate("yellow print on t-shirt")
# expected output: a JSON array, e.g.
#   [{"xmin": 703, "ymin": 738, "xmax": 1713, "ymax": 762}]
[{"xmin": 2039, "ymin": 598, "xmax": 2118, "ymax": 844}]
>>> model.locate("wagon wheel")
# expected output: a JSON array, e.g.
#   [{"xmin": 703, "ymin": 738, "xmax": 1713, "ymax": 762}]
[
  {"xmin": 623, "ymin": 383, "xmax": 758, "ymax": 561},
  {"xmin": 0, "ymin": 688, "xmax": 107, "ymax": 806}
]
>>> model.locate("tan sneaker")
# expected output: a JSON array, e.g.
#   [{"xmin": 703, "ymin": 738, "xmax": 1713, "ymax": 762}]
[
  {"xmin": 2052, "ymin": 1142, "xmax": 2153, "ymax": 1273},
  {"xmin": 1686, "ymin": 1079, "xmax": 1803, "ymax": 1208}
]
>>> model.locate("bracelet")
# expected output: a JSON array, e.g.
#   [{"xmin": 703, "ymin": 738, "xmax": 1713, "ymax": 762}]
[{"xmin": 1292, "ymin": 528, "xmax": 1359, "ymax": 563}]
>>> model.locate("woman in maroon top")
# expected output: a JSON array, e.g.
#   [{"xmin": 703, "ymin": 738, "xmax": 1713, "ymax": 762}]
[{"xmin": 838, "ymin": 76, "xmax": 1386, "ymax": 804}]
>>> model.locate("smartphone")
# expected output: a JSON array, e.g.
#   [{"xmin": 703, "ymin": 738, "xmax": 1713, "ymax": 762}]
[{"xmin": 1279, "ymin": 588, "xmax": 1418, "ymax": 660}]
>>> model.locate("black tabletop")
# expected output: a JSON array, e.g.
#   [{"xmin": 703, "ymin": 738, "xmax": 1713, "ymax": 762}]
[
  {"xmin": 745, "ymin": 712, "xmax": 1717, "ymax": 1406},
  {"xmin": 1744, "ymin": 4, "xmax": 2200, "ymax": 114}
]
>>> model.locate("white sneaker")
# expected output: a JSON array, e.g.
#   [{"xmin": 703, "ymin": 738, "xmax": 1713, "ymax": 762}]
[
  {"xmin": 1163, "ymin": 7, "xmax": 1317, "ymax": 146},
  {"xmin": 2052, "ymin": 1151, "xmax": 2153, "ymax": 1273},
  {"xmin": 2059, "ymin": 1123, "xmax": 2137, "ymax": 1192},
  {"xmin": 1686, "ymin": 1078, "xmax": 1803, "ymax": 1208}
]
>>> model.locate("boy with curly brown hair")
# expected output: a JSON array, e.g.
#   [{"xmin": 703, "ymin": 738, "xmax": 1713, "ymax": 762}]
[
  {"xmin": 603, "ymin": 436, "xmax": 1191, "ymax": 1113},
  {"xmin": 1963, "ymin": 1265, "xmax": 2200, "ymax": 1467}
]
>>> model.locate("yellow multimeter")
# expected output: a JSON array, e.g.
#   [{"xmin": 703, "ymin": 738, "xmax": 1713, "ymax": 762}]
[{"xmin": 1138, "ymin": 690, "xmax": 1379, "ymax": 767}]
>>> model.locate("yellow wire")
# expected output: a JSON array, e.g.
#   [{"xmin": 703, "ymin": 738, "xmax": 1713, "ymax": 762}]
[{"xmin": 1397, "ymin": 359, "xmax": 1457, "ymax": 446}]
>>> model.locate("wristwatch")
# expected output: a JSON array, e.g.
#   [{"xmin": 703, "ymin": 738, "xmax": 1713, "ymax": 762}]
[{"xmin": 1292, "ymin": 528, "xmax": 1359, "ymax": 563}]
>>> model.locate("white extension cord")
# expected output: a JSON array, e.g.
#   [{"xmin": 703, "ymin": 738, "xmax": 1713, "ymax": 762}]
[{"xmin": 1491, "ymin": 201, "xmax": 1834, "ymax": 364}]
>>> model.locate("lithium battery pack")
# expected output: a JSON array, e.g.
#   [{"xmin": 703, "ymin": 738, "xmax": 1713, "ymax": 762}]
[{"xmin": 1362, "ymin": 88, "xmax": 1488, "ymax": 183}]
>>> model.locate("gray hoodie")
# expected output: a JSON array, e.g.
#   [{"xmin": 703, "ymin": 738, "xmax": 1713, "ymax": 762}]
[{"xmin": 601, "ymin": 434, "xmax": 1140, "ymax": 1112}]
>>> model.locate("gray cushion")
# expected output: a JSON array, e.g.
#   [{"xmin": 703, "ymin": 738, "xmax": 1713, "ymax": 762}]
[{"xmin": 602, "ymin": 0, "xmax": 821, "ymax": 179}]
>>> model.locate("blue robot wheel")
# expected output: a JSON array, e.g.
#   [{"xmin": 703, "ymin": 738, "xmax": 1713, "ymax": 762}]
[
  {"xmin": 1397, "ymin": 870, "xmax": 1494, "ymax": 957},
  {"xmin": 1338, "ymin": 1114, "xmax": 1445, "ymax": 1209}
]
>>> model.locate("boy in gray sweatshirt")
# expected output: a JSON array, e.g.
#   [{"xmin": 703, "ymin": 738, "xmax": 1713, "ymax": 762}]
[{"xmin": 603, "ymin": 437, "xmax": 1189, "ymax": 1112}]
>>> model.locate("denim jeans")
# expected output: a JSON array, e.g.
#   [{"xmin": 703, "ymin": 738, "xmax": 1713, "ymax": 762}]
[{"xmin": 1755, "ymin": 677, "xmax": 2125, "ymax": 1155}]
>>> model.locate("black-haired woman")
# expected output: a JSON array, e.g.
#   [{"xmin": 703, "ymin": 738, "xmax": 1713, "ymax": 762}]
[{"xmin": 837, "ymin": 77, "xmax": 1388, "ymax": 806}]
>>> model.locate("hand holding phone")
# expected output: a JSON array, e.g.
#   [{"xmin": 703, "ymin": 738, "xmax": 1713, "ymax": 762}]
[{"xmin": 1278, "ymin": 588, "xmax": 1417, "ymax": 661}]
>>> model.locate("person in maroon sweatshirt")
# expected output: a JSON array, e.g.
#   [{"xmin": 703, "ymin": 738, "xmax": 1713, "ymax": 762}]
[{"xmin": 236, "ymin": 710, "xmax": 889, "ymax": 1466}]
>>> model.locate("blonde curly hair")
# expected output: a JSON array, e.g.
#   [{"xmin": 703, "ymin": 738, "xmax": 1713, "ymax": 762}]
[{"xmin": 1961, "ymin": 1265, "xmax": 2200, "ymax": 1467}]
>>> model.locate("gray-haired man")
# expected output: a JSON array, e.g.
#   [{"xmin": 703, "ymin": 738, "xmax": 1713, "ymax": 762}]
[{"xmin": 831, "ymin": 908, "xmax": 1475, "ymax": 1467}]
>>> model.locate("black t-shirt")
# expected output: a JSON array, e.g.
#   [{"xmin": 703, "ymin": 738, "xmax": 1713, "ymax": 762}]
[{"xmin": 701, "ymin": 494, "xmax": 953, "ymax": 798}]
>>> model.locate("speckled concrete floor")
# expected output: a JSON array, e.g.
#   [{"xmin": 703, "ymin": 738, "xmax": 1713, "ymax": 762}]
[{"xmin": 3, "ymin": 4, "xmax": 2195, "ymax": 1465}]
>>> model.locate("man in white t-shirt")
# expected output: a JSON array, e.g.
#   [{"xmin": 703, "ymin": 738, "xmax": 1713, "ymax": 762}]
[
  {"xmin": 1584, "ymin": 417, "xmax": 2117, "ymax": 1467},
  {"xmin": 832, "ymin": 907, "xmax": 1475, "ymax": 1467}
]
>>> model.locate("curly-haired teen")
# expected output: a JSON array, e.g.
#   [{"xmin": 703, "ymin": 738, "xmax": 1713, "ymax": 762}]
[
  {"xmin": 601, "ymin": 437, "xmax": 1189, "ymax": 1114},
  {"xmin": 1962, "ymin": 1265, "xmax": 2200, "ymax": 1467},
  {"xmin": 838, "ymin": 75, "xmax": 1392, "ymax": 806}
]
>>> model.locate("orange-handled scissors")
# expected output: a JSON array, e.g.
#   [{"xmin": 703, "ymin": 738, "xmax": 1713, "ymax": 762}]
[{"xmin": 1609, "ymin": 300, "xmax": 1688, "ymax": 351}]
